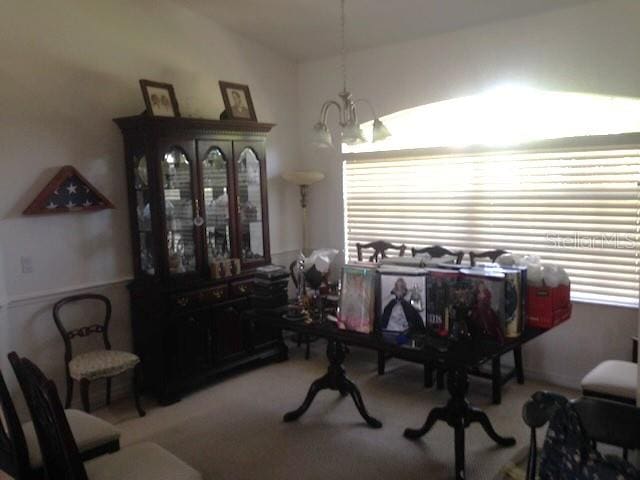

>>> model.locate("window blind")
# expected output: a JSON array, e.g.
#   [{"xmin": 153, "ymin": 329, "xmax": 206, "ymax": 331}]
[{"xmin": 343, "ymin": 148, "xmax": 640, "ymax": 307}]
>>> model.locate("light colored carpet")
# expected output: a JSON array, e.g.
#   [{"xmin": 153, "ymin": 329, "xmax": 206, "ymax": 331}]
[{"xmin": 2, "ymin": 340, "xmax": 575, "ymax": 480}]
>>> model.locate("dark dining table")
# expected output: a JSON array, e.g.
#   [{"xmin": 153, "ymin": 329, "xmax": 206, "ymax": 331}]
[{"xmin": 246, "ymin": 306, "xmax": 545, "ymax": 480}]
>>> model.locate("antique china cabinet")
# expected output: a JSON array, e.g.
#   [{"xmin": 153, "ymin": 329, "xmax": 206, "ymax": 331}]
[{"xmin": 114, "ymin": 115, "xmax": 284, "ymax": 404}]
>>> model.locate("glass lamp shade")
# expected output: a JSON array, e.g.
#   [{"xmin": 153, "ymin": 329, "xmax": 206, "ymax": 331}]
[
  {"xmin": 372, "ymin": 118, "xmax": 391, "ymax": 142},
  {"xmin": 281, "ymin": 171, "xmax": 326, "ymax": 186},
  {"xmin": 311, "ymin": 122, "xmax": 333, "ymax": 148},
  {"xmin": 341, "ymin": 123, "xmax": 366, "ymax": 145}
]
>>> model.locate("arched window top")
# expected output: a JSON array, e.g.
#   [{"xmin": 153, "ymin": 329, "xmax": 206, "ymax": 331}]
[{"xmin": 344, "ymin": 86, "xmax": 640, "ymax": 153}]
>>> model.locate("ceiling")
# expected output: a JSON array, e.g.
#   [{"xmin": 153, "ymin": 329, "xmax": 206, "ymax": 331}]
[{"xmin": 175, "ymin": 0, "xmax": 596, "ymax": 61}]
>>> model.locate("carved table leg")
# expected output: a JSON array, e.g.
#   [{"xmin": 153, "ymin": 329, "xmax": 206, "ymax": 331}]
[
  {"xmin": 283, "ymin": 339, "xmax": 382, "ymax": 428},
  {"xmin": 468, "ymin": 407, "xmax": 515, "ymax": 446},
  {"xmin": 404, "ymin": 407, "xmax": 446, "ymax": 439},
  {"xmin": 404, "ymin": 367, "xmax": 515, "ymax": 480}
]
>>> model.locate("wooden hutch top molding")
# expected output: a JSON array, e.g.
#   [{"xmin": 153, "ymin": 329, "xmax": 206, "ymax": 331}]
[{"xmin": 114, "ymin": 115, "xmax": 276, "ymax": 135}]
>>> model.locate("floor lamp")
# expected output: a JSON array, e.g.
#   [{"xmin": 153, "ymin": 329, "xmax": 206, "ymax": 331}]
[{"xmin": 282, "ymin": 170, "xmax": 325, "ymax": 255}]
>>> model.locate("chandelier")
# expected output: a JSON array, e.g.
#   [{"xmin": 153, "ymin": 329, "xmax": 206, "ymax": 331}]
[{"xmin": 311, "ymin": 0, "xmax": 391, "ymax": 148}]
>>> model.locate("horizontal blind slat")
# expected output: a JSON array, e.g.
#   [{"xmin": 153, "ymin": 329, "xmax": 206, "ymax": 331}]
[{"xmin": 344, "ymin": 148, "xmax": 640, "ymax": 306}]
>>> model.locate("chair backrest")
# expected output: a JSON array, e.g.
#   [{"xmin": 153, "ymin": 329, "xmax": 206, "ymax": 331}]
[
  {"xmin": 53, "ymin": 294, "xmax": 112, "ymax": 365},
  {"xmin": 411, "ymin": 245, "xmax": 464, "ymax": 264},
  {"xmin": 469, "ymin": 249, "xmax": 508, "ymax": 266},
  {"xmin": 521, "ymin": 391, "xmax": 566, "ymax": 480},
  {"xmin": 572, "ymin": 396, "xmax": 640, "ymax": 451},
  {"xmin": 9, "ymin": 353, "xmax": 88, "ymax": 480},
  {"xmin": 0, "ymin": 367, "xmax": 31, "ymax": 480},
  {"xmin": 356, "ymin": 241, "xmax": 406, "ymax": 263},
  {"xmin": 522, "ymin": 391, "xmax": 640, "ymax": 480}
]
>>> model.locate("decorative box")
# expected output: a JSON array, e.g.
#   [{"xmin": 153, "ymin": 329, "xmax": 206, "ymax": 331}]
[
  {"xmin": 337, "ymin": 264, "xmax": 377, "ymax": 333},
  {"xmin": 498, "ymin": 266, "xmax": 527, "ymax": 338},
  {"xmin": 527, "ymin": 284, "xmax": 571, "ymax": 329},
  {"xmin": 377, "ymin": 265, "xmax": 428, "ymax": 336},
  {"xmin": 210, "ymin": 258, "xmax": 241, "ymax": 279},
  {"xmin": 460, "ymin": 269, "xmax": 506, "ymax": 342},
  {"xmin": 425, "ymin": 269, "xmax": 461, "ymax": 336}
]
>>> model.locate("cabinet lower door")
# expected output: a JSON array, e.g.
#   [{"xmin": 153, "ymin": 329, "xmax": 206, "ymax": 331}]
[
  {"xmin": 214, "ymin": 304, "xmax": 248, "ymax": 362},
  {"xmin": 174, "ymin": 313, "xmax": 214, "ymax": 376},
  {"xmin": 249, "ymin": 318, "xmax": 280, "ymax": 350}
]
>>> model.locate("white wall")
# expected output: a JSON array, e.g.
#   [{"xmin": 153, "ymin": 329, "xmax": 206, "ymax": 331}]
[
  {"xmin": 0, "ymin": 0, "xmax": 301, "ymax": 412},
  {"xmin": 297, "ymin": 0, "xmax": 640, "ymax": 388}
]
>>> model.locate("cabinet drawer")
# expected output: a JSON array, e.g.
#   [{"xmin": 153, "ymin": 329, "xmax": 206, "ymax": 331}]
[
  {"xmin": 171, "ymin": 286, "xmax": 228, "ymax": 312},
  {"xmin": 198, "ymin": 286, "xmax": 228, "ymax": 305},
  {"xmin": 230, "ymin": 280, "xmax": 254, "ymax": 299}
]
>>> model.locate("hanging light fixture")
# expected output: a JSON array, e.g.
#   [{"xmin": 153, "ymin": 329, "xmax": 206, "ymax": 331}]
[{"xmin": 311, "ymin": 0, "xmax": 391, "ymax": 149}]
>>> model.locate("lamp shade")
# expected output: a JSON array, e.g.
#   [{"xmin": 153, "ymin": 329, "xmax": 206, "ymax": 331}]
[
  {"xmin": 282, "ymin": 171, "xmax": 326, "ymax": 186},
  {"xmin": 372, "ymin": 118, "xmax": 391, "ymax": 142},
  {"xmin": 311, "ymin": 122, "xmax": 333, "ymax": 148},
  {"xmin": 341, "ymin": 123, "xmax": 366, "ymax": 145}
]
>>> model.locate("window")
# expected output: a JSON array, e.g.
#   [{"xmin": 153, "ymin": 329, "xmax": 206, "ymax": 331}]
[{"xmin": 343, "ymin": 140, "xmax": 640, "ymax": 307}]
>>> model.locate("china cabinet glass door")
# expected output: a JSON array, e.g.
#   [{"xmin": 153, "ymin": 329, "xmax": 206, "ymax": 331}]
[
  {"xmin": 235, "ymin": 146, "xmax": 265, "ymax": 263},
  {"xmin": 161, "ymin": 146, "xmax": 198, "ymax": 275},
  {"xmin": 199, "ymin": 142, "xmax": 233, "ymax": 263},
  {"xmin": 133, "ymin": 152, "xmax": 155, "ymax": 275}
]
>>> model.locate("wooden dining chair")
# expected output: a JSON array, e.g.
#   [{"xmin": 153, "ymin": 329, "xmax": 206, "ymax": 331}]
[
  {"xmin": 469, "ymin": 249, "xmax": 508, "ymax": 266},
  {"xmin": 522, "ymin": 391, "xmax": 640, "ymax": 479},
  {"xmin": 1, "ymin": 359, "xmax": 120, "ymax": 480},
  {"xmin": 356, "ymin": 240, "xmax": 406, "ymax": 262},
  {"xmin": 411, "ymin": 245, "xmax": 464, "ymax": 264},
  {"xmin": 8, "ymin": 353, "xmax": 202, "ymax": 480},
  {"xmin": 53, "ymin": 294, "xmax": 145, "ymax": 416},
  {"xmin": 467, "ymin": 249, "xmax": 525, "ymax": 403},
  {"xmin": 375, "ymin": 245, "xmax": 463, "ymax": 388},
  {"xmin": 412, "ymin": 246, "xmax": 462, "ymax": 388}
]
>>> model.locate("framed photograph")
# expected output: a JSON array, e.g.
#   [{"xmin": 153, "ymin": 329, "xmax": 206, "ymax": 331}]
[
  {"xmin": 337, "ymin": 264, "xmax": 376, "ymax": 334},
  {"xmin": 139, "ymin": 79, "xmax": 180, "ymax": 117},
  {"xmin": 377, "ymin": 266, "xmax": 427, "ymax": 335},
  {"xmin": 219, "ymin": 81, "xmax": 257, "ymax": 121}
]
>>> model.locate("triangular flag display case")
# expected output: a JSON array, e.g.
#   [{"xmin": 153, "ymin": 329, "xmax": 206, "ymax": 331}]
[{"xmin": 23, "ymin": 166, "xmax": 114, "ymax": 215}]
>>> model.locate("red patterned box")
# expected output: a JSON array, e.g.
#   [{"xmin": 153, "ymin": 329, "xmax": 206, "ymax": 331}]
[{"xmin": 527, "ymin": 284, "xmax": 571, "ymax": 329}]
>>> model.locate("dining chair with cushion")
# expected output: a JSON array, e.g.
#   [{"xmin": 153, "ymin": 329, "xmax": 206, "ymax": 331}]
[
  {"xmin": 356, "ymin": 241, "xmax": 408, "ymax": 379},
  {"xmin": 375, "ymin": 245, "xmax": 464, "ymax": 388},
  {"xmin": 53, "ymin": 294, "xmax": 145, "ymax": 416},
  {"xmin": 411, "ymin": 245, "xmax": 464, "ymax": 265},
  {"xmin": 522, "ymin": 391, "xmax": 640, "ymax": 479},
  {"xmin": 581, "ymin": 359, "xmax": 637, "ymax": 405},
  {"xmin": 356, "ymin": 240, "xmax": 406, "ymax": 263},
  {"xmin": 467, "ymin": 248, "xmax": 526, "ymax": 403},
  {"xmin": 469, "ymin": 249, "xmax": 508, "ymax": 266},
  {"xmin": 0, "ymin": 363, "xmax": 120, "ymax": 480},
  {"xmin": 8, "ymin": 352, "xmax": 202, "ymax": 480}
]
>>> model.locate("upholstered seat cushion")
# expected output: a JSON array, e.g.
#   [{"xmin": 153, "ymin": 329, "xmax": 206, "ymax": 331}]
[
  {"xmin": 69, "ymin": 350, "xmax": 140, "ymax": 381},
  {"xmin": 23, "ymin": 409, "xmax": 120, "ymax": 468},
  {"xmin": 581, "ymin": 360, "xmax": 637, "ymax": 401},
  {"xmin": 85, "ymin": 442, "xmax": 202, "ymax": 480}
]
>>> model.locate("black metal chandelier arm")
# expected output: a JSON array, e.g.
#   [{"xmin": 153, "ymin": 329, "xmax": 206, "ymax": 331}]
[{"xmin": 318, "ymin": 99, "xmax": 345, "ymax": 126}]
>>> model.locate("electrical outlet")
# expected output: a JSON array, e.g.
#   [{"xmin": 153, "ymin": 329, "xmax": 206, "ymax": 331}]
[{"xmin": 20, "ymin": 256, "xmax": 33, "ymax": 274}]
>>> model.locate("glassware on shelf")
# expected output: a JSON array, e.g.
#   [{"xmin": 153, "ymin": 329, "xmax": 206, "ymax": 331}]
[
  {"xmin": 140, "ymin": 245, "xmax": 155, "ymax": 275},
  {"xmin": 167, "ymin": 232, "xmax": 186, "ymax": 274},
  {"xmin": 203, "ymin": 148, "xmax": 231, "ymax": 261},
  {"xmin": 165, "ymin": 200, "xmax": 180, "ymax": 231},
  {"xmin": 138, "ymin": 203, "xmax": 152, "ymax": 231},
  {"xmin": 237, "ymin": 148, "xmax": 264, "ymax": 261},
  {"xmin": 161, "ymin": 147, "xmax": 196, "ymax": 274},
  {"xmin": 135, "ymin": 156, "xmax": 148, "ymax": 190}
]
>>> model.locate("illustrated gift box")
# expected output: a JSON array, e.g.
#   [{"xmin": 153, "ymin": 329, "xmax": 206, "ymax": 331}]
[{"xmin": 527, "ymin": 282, "xmax": 571, "ymax": 330}]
